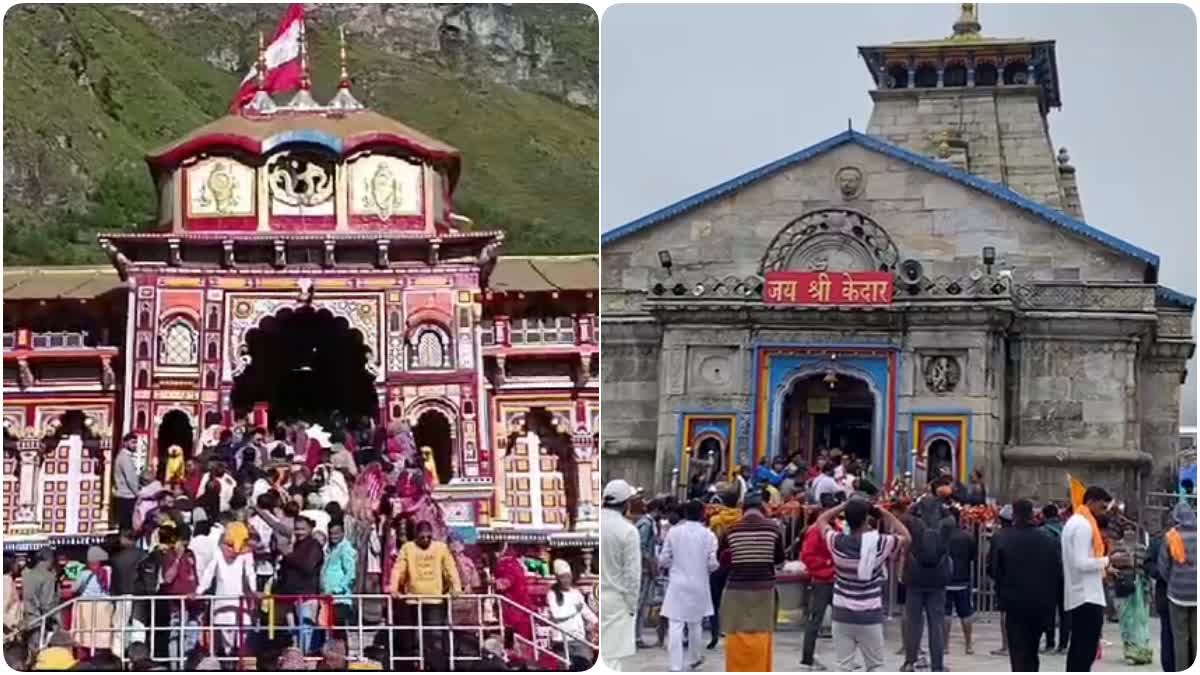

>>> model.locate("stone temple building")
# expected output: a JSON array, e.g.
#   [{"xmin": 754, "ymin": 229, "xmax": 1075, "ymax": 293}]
[{"xmin": 600, "ymin": 6, "xmax": 1195, "ymax": 505}]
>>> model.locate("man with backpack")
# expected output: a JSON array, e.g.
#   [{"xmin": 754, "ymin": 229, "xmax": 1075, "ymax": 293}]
[{"xmin": 900, "ymin": 488, "xmax": 954, "ymax": 672}]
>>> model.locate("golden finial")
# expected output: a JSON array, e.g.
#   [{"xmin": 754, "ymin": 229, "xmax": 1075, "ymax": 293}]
[
  {"xmin": 255, "ymin": 31, "xmax": 266, "ymax": 90},
  {"xmin": 328, "ymin": 24, "xmax": 364, "ymax": 110},
  {"xmin": 952, "ymin": 3, "xmax": 982, "ymax": 38},
  {"xmin": 299, "ymin": 20, "xmax": 311, "ymax": 89},
  {"xmin": 338, "ymin": 26, "xmax": 350, "ymax": 86}
]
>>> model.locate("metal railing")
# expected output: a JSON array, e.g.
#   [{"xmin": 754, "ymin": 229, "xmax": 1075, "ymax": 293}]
[{"xmin": 26, "ymin": 592, "xmax": 597, "ymax": 670}]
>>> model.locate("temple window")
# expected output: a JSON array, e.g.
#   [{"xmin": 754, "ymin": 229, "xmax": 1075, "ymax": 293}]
[
  {"xmin": 1002, "ymin": 60, "xmax": 1028, "ymax": 85},
  {"xmin": 480, "ymin": 319, "xmax": 495, "ymax": 345},
  {"xmin": 975, "ymin": 62, "xmax": 999, "ymax": 86},
  {"xmin": 943, "ymin": 62, "xmax": 968, "ymax": 87},
  {"xmin": 408, "ymin": 324, "xmax": 451, "ymax": 369},
  {"xmin": 510, "ymin": 317, "xmax": 575, "ymax": 345},
  {"xmin": 885, "ymin": 64, "xmax": 909, "ymax": 89},
  {"xmin": 914, "ymin": 63, "xmax": 938, "ymax": 88},
  {"xmin": 159, "ymin": 318, "xmax": 199, "ymax": 367}
]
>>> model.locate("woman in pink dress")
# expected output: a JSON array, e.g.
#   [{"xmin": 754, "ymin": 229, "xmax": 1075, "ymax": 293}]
[{"xmin": 494, "ymin": 548, "xmax": 535, "ymax": 663}]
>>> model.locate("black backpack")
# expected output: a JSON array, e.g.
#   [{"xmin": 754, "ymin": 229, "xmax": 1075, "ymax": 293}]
[
  {"xmin": 914, "ymin": 501, "xmax": 949, "ymax": 569},
  {"xmin": 133, "ymin": 548, "xmax": 162, "ymax": 595}
]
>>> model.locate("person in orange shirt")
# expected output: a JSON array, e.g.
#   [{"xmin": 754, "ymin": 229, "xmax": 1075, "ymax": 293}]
[{"xmin": 389, "ymin": 521, "xmax": 461, "ymax": 670}]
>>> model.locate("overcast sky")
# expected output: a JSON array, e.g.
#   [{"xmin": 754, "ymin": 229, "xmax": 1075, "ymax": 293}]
[{"xmin": 602, "ymin": 3, "xmax": 1198, "ymax": 424}]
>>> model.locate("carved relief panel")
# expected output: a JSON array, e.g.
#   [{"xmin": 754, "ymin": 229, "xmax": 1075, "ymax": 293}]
[
  {"xmin": 348, "ymin": 155, "xmax": 423, "ymax": 223},
  {"xmin": 922, "ymin": 354, "xmax": 963, "ymax": 394},
  {"xmin": 186, "ymin": 158, "xmax": 256, "ymax": 218},
  {"xmin": 267, "ymin": 151, "xmax": 336, "ymax": 217}
]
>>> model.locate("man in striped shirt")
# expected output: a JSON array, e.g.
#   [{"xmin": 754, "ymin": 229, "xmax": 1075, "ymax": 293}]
[
  {"xmin": 720, "ymin": 491, "xmax": 785, "ymax": 671},
  {"xmin": 816, "ymin": 498, "xmax": 911, "ymax": 672}
]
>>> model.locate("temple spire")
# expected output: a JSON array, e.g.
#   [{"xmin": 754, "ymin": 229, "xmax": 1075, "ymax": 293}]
[
  {"xmin": 328, "ymin": 25, "xmax": 364, "ymax": 111},
  {"xmin": 246, "ymin": 30, "xmax": 278, "ymax": 114},
  {"xmin": 287, "ymin": 19, "xmax": 321, "ymax": 110},
  {"xmin": 952, "ymin": 3, "xmax": 982, "ymax": 38}
]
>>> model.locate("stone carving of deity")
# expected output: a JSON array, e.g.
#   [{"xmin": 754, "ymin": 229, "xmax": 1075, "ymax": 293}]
[
  {"xmin": 924, "ymin": 355, "xmax": 961, "ymax": 393},
  {"xmin": 834, "ymin": 166, "xmax": 865, "ymax": 200}
]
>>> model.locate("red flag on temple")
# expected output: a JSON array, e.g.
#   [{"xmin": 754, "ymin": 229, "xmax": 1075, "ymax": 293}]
[{"xmin": 228, "ymin": 4, "xmax": 306, "ymax": 112}]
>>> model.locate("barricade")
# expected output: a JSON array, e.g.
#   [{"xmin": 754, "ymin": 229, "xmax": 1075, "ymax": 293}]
[{"xmin": 27, "ymin": 592, "xmax": 597, "ymax": 670}]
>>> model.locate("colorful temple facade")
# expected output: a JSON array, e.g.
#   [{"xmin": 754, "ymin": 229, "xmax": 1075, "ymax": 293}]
[{"xmin": 2, "ymin": 48, "xmax": 599, "ymax": 574}]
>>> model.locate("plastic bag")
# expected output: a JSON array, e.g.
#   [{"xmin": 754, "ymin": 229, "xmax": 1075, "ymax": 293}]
[{"xmin": 1119, "ymin": 576, "xmax": 1154, "ymax": 665}]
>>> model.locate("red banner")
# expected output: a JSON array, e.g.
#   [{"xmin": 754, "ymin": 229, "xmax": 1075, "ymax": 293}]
[{"xmin": 763, "ymin": 271, "xmax": 894, "ymax": 305}]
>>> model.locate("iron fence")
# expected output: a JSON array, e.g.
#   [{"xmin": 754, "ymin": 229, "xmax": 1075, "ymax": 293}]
[{"xmin": 25, "ymin": 592, "xmax": 597, "ymax": 671}]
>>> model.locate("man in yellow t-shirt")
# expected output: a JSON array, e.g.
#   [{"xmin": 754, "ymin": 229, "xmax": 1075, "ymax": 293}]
[{"xmin": 389, "ymin": 521, "xmax": 462, "ymax": 670}]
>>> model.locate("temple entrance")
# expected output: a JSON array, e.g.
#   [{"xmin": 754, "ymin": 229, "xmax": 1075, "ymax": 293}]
[
  {"xmin": 927, "ymin": 438, "xmax": 954, "ymax": 479},
  {"xmin": 695, "ymin": 436, "xmax": 724, "ymax": 480},
  {"xmin": 779, "ymin": 372, "xmax": 875, "ymax": 469},
  {"xmin": 231, "ymin": 307, "xmax": 378, "ymax": 429},
  {"xmin": 413, "ymin": 410, "xmax": 453, "ymax": 484},
  {"xmin": 155, "ymin": 410, "xmax": 194, "ymax": 479}
]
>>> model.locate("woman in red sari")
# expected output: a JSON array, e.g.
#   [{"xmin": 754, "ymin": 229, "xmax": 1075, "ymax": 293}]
[{"xmin": 494, "ymin": 546, "xmax": 534, "ymax": 663}]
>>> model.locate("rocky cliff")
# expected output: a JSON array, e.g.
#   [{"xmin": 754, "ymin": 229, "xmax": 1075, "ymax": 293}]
[{"xmin": 3, "ymin": 3, "xmax": 598, "ymax": 263}]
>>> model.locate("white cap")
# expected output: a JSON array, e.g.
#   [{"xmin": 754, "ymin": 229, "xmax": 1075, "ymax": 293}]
[
  {"xmin": 552, "ymin": 558, "xmax": 572, "ymax": 577},
  {"xmin": 603, "ymin": 479, "xmax": 638, "ymax": 506}
]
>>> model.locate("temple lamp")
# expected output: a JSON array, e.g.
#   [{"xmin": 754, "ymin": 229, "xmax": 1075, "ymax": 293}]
[
  {"xmin": 982, "ymin": 246, "xmax": 996, "ymax": 275},
  {"xmin": 658, "ymin": 250, "xmax": 673, "ymax": 276}
]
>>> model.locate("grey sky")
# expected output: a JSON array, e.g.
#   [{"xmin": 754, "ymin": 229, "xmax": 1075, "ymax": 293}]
[{"xmin": 601, "ymin": 3, "xmax": 1198, "ymax": 424}]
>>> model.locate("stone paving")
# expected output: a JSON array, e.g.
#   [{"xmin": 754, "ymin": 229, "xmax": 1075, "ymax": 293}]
[{"xmin": 619, "ymin": 614, "xmax": 1165, "ymax": 672}]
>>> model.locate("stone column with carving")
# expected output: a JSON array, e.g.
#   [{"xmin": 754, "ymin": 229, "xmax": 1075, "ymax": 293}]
[
  {"xmin": 1139, "ymin": 334, "xmax": 1195, "ymax": 493},
  {"xmin": 12, "ymin": 441, "xmax": 43, "ymax": 534}
]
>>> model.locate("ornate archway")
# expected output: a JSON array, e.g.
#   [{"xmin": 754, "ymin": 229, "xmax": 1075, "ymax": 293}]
[
  {"xmin": 759, "ymin": 208, "xmax": 901, "ymax": 275},
  {"xmin": 230, "ymin": 306, "xmax": 379, "ymax": 427},
  {"xmin": 225, "ymin": 294, "xmax": 383, "ymax": 382}
]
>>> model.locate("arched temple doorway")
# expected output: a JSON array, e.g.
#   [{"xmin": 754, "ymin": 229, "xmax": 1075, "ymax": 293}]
[
  {"xmin": 779, "ymin": 371, "xmax": 876, "ymax": 469},
  {"xmin": 231, "ymin": 307, "xmax": 378, "ymax": 428},
  {"xmin": 926, "ymin": 437, "xmax": 954, "ymax": 479},
  {"xmin": 413, "ymin": 409, "xmax": 453, "ymax": 484},
  {"xmin": 155, "ymin": 410, "xmax": 194, "ymax": 479},
  {"xmin": 693, "ymin": 436, "xmax": 725, "ymax": 481}
]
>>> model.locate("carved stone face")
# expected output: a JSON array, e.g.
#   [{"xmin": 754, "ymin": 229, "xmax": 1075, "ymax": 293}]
[{"xmin": 835, "ymin": 166, "xmax": 864, "ymax": 199}]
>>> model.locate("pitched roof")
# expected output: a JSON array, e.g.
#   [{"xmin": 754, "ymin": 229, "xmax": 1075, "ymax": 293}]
[
  {"xmin": 3, "ymin": 267, "xmax": 124, "ymax": 300},
  {"xmin": 602, "ymin": 130, "xmax": 1160, "ymax": 274},
  {"xmin": 1157, "ymin": 286, "xmax": 1197, "ymax": 310},
  {"xmin": 489, "ymin": 255, "xmax": 598, "ymax": 293}
]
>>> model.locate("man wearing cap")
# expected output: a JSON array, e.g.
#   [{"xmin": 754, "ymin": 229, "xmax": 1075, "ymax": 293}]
[{"xmin": 601, "ymin": 479, "xmax": 643, "ymax": 670}]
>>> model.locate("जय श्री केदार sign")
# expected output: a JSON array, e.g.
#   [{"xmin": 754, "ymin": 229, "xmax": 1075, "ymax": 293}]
[{"xmin": 763, "ymin": 271, "xmax": 894, "ymax": 306}]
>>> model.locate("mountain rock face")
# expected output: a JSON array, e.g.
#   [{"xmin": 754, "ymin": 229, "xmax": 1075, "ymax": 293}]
[{"xmin": 3, "ymin": 3, "xmax": 598, "ymax": 264}]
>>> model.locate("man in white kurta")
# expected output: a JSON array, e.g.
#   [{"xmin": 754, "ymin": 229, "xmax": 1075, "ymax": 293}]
[
  {"xmin": 659, "ymin": 500, "xmax": 719, "ymax": 672},
  {"xmin": 601, "ymin": 480, "xmax": 643, "ymax": 671}
]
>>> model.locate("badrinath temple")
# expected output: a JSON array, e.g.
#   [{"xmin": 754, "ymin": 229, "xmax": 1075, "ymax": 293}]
[
  {"xmin": 601, "ymin": 6, "xmax": 1195, "ymax": 504},
  {"xmin": 1, "ymin": 33, "xmax": 601, "ymax": 582}
]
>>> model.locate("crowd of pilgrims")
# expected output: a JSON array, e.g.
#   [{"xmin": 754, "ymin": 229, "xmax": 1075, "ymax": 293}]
[
  {"xmin": 600, "ymin": 447, "xmax": 1197, "ymax": 673},
  {"xmin": 2, "ymin": 414, "xmax": 599, "ymax": 671}
]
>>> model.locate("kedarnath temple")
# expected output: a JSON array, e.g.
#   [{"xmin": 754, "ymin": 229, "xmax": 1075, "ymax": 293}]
[
  {"xmin": 1, "ymin": 29, "xmax": 600, "ymax": 578},
  {"xmin": 601, "ymin": 5, "xmax": 1195, "ymax": 504}
]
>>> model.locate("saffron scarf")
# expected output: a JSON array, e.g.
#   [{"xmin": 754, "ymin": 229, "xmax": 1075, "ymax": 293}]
[
  {"xmin": 1166, "ymin": 528, "xmax": 1187, "ymax": 564},
  {"xmin": 1068, "ymin": 474, "xmax": 1105, "ymax": 560}
]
